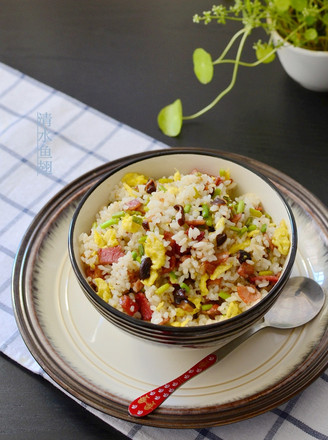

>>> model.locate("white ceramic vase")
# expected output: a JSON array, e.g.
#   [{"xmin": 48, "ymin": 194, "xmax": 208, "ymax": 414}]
[{"xmin": 273, "ymin": 31, "xmax": 328, "ymax": 92}]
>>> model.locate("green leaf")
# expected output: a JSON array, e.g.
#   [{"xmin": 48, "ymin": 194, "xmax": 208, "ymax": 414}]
[
  {"xmin": 254, "ymin": 43, "xmax": 276, "ymax": 64},
  {"xmin": 322, "ymin": 13, "xmax": 328, "ymax": 26},
  {"xmin": 290, "ymin": 0, "xmax": 307, "ymax": 11},
  {"xmin": 193, "ymin": 48, "xmax": 214, "ymax": 84},
  {"xmin": 304, "ymin": 15, "xmax": 316, "ymax": 26},
  {"xmin": 157, "ymin": 99, "xmax": 183, "ymax": 137},
  {"xmin": 274, "ymin": 0, "xmax": 290, "ymax": 12},
  {"xmin": 304, "ymin": 28, "xmax": 318, "ymax": 41}
]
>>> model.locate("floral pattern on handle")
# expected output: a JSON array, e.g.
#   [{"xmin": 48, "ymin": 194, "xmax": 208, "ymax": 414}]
[{"xmin": 128, "ymin": 353, "xmax": 217, "ymax": 417}]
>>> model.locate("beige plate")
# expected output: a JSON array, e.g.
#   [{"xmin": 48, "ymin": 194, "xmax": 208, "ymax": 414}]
[{"xmin": 12, "ymin": 148, "xmax": 328, "ymax": 428}]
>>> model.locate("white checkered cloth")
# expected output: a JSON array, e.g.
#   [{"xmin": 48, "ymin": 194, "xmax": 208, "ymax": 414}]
[{"xmin": 0, "ymin": 61, "xmax": 327, "ymax": 440}]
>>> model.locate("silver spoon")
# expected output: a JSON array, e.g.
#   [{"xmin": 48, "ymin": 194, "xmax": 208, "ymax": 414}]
[{"xmin": 128, "ymin": 276, "xmax": 325, "ymax": 417}]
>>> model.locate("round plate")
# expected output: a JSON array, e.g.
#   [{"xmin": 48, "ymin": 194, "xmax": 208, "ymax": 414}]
[{"xmin": 12, "ymin": 148, "xmax": 328, "ymax": 428}]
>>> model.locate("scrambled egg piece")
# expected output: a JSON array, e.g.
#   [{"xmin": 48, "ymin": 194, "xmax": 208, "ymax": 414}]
[
  {"xmin": 156, "ymin": 301, "xmax": 164, "ymax": 311},
  {"xmin": 228, "ymin": 239, "xmax": 251, "ymax": 255},
  {"xmin": 94, "ymin": 278, "xmax": 111, "ymax": 302},
  {"xmin": 142, "ymin": 269, "xmax": 158, "ymax": 286},
  {"xmin": 189, "ymin": 296, "xmax": 202, "ymax": 311},
  {"xmin": 215, "ymin": 217, "xmax": 225, "ymax": 233},
  {"xmin": 144, "ymin": 233, "xmax": 166, "ymax": 270},
  {"xmin": 272, "ymin": 219, "xmax": 290, "ymax": 256},
  {"xmin": 247, "ymin": 229, "xmax": 260, "ymax": 238},
  {"xmin": 122, "ymin": 182, "xmax": 138, "ymax": 197},
  {"xmin": 158, "ymin": 178, "xmax": 173, "ymax": 183},
  {"xmin": 210, "ymin": 263, "xmax": 233, "ymax": 280},
  {"xmin": 171, "ymin": 318, "xmax": 191, "ymax": 327},
  {"xmin": 168, "ymin": 186, "xmax": 179, "ymax": 195},
  {"xmin": 94, "ymin": 230, "xmax": 106, "ymax": 248},
  {"xmin": 121, "ymin": 215, "xmax": 142, "ymax": 233},
  {"xmin": 226, "ymin": 301, "xmax": 242, "ymax": 318},
  {"xmin": 103, "ymin": 229, "xmax": 119, "ymax": 247},
  {"xmin": 200, "ymin": 274, "xmax": 209, "ymax": 296},
  {"xmin": 174, "ymin": 170, "xmax": 181, "ymax": 181},
  {"xmin": 122, "ymin": 172, "xmax": 148, "ymax": 186}
]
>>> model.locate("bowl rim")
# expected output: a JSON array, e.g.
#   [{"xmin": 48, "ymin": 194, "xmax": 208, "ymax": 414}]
[{"xmin": 68, "ymin": 148, "xmax": 297, "ymax": 334}]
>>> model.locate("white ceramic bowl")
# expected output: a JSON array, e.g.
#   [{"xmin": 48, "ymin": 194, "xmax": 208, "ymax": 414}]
[
  {"xmin": 273, "ymin": 31, "xmax": 328, "ymax": 92},
  {"xmin": 68, "ymin": 150, "xmax": 297, "ymax": 348}
]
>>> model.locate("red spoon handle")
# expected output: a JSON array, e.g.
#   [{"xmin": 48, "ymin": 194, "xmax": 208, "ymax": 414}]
[{"xmin": 128, "ymin": 353, "xmax": 217, "ymax": 417}]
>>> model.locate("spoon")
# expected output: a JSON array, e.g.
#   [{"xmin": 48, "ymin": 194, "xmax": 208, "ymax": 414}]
[{"xmin": 128, "ymin": 276, "xmax": 325, "ymax": 418}]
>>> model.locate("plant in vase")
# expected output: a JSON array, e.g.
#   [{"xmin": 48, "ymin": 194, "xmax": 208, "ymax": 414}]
[{"xmin": 158, "ymin": 0, "xmax": 328, "ymax": 137}]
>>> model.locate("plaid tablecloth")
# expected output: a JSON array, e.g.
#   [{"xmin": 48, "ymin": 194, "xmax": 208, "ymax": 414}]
[{"xmin": 0, "ymin": 61, "xmax": 327, "ymax": 440}]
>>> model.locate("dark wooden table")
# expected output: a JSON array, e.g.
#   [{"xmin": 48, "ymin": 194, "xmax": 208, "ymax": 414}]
[{"xmin": 0, "ymin": 1, "xmax": 327, "ymax": 439}]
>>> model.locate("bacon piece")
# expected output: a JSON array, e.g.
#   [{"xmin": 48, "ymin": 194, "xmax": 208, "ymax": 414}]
[
  {"xmin": 98, "ymin": 246, "xmax": 125, "ymax": 264},
  {"xmin": 85, "ymin": 266, "xmax": 103, "ymax": 279},
  {"xmin": 230, "ymin": 213, "xmax": 242, "ymax": 224},
  {"xmin": 237, "ymin": 285, "xmax": 261, "ymax": 304},
  {"xmin": 214, "ymin": 176, "xmax": 224, "ymax": 186},
  {"xmin": 237, "ymin": 263, "xmax": 255, "ymax": 278},
  {"xmin": 161, "ymin": 253, "xmax": 177, "ymax": 273},
  {"xmin": 132, "ymin": 279, "xmax": 144, "ymax": 293},
  {"xmin": 249, "ymin": 275, "xmax": 280, "ymax": 284},
  {"xmin": 163, "ymin": 231, "xmax": 183, "ymax": 255},
  {"xmin": 185, "ymin": 219, "xmax": 206, "ymax": 226},
  {"xmin": 135, "ymin": 292, "xmax": 153, "ymax": 321},
  {"xmin": 207, "ymin": 278, "xmax": 222, "ymax": 287},
  {"xmin": 195, "ymin": 231, "xmax": 205, "ymax": 242},
  {"xmin": 124, "ymin": 198, "xmax": 142, "ymax": 211},
  {"xmin": 202, "ymin": 261, "xmax": 218, "ymax": 275},
  {"xmin": 179, "ymin": 254, "xmax": 192, "ymax": 264},
  {"xmin": 120, "ymin": 295, "xmax": 139, "ymax": 316},
  {"xmin": 202, "ymin": 303, "xmax": 221, "ymax": 317},
  {"xmin": 215, "ymin": 252, "xmax": 230, "ymax": 264}
]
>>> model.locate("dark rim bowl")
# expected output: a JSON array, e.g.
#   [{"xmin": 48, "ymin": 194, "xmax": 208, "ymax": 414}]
[{"xmin": 68, "ymin": 150, "xmax": 297, "ymax": 348}]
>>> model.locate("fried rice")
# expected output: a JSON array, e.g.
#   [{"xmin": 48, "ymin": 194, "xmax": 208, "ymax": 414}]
[{"xmin": 79, "ymin": 169, "xmax": 290, "ymax": 327}]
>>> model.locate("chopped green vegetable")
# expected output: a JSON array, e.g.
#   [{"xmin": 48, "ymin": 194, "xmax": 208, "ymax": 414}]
[
  {"xmin": 131, "ymin": 251, "xmax": 138, "ymax": 261},
  {"xmin": 112, "ymin": 211, "xmax": 125, "ymax": 218},
  {"xmin": 180, "ymin": 282, "xmax": 190, "ymax": 292},
  {"xmin": 248, "ymin": 224, "xmax": 257, "ymax": 232},
  {"xmin": 249, "ymin": 208, "xmax": 262, "ymax": 218},
  {"xmin": 237, "ymin": 200, "xmax": 245, "ymax": 214},
  {"xmin": 202, "ymin": 204, "xmax": 210, "ymax": 218},
  {"xmin": 138, "ymin": 244, "xmax": 144, "ymax": 256},
  {"xmin": 194, "ymin": 187, "xmax": 201, "ymax": 198},
  {"xmin": 169, "ymin": 271, "xmax": 178, "ymax": 282},
  {"xmin": 212, "ymin": 187, "xmax": 221, "ymax": 197},
  {"xmin": 230, "ymin": 225, "xmax": 248, "ymax": 235},
  {"xmin": 132, "ymin": 215, "xmax": 143, "ymax": 225},
  {"xmin": 138, "ymin": 235, "xmax": 148, "ymax": 243},
  {"xmin": 245, "ymin": 217, "xmax": 253, "ymax": 227},
  {"xmin": 219, "ymin": 291, "xmax": 231, "ymax": 300},
  {"xmin": 261, "ymin": 224, "xmax": 267, "ymax": 233},
  {"xmin": 100, "ymin": 218, "xmax": 119, "ymax": 228},
  {"xmin": 240, "ymin": 226, "xmax": 248, "ymax": 235},
  {"xmin": 184, "ymin": 204, "xmax": 191, "ymax": 213},
  {"xmin": 155, "ymin": 283, "xmax": 171, "ymax": 295},
  {"xmin": 201, "ymin": 304, "xmax": 213, "ymax": 311},
  {"xmin": 206, "ymin": 217, "xmax": 213, "ymax": 227}
]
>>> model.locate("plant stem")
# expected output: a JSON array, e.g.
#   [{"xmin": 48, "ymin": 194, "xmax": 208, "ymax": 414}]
[
  {"xmin": 183, "ymin": 28, "xmax": 251, "ymax": 121},
  {"xmin": 211, "ymin": 21, "xmax": 307, "ymax": 68},
  {"xmin": 218, "ymin": 49, "xmax": 278, "ymax": 67},
  {"xmin": 212, "ymin": 28, "xmax": 247, "ymax": 64}
]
